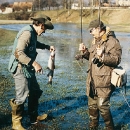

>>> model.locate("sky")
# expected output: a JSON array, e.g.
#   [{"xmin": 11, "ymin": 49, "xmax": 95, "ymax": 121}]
[
  {"xmin": 0, "ymin": 0, "xmax": 115, "ymax": 4},
  {"xmin": 0, "ymin": 0, "xmax": 32, "ymax": 4},
  {"xmin": 0, "ymin": 0, "xmax": 88, "ymax": 3}
]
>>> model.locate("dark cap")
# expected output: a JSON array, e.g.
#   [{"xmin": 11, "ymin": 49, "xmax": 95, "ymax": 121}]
[
  {"xmin": 31, "ymin": 15, "xmax": 54, "ymax": 30},
  {"xmin": 88, "ymin": 19, "xmax": 105, "ymax": 29}
]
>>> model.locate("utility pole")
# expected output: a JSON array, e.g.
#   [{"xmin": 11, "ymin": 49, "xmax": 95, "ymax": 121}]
[{"xmin": 91, "ymin": 0, "xmax": 93, "ymax": 18}]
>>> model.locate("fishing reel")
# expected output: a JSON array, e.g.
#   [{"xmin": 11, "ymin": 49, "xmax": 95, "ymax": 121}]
[
  {"xmin": 92, "ymin": 57, "xmax": 99, "ymax": 64},
  {"xmin": 92, "ymin": 57, "xmax": 103, "ymax": 67}
]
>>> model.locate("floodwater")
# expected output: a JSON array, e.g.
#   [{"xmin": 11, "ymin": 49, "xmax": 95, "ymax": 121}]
[{"xmin": 0, "ymin": 23, "xmax": 130, "ymax": 129}]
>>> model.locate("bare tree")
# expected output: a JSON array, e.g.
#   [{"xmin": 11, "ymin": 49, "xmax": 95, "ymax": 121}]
[{"xmin": 33, "ymin": 0, "xmax": 59, "ymax": 10}]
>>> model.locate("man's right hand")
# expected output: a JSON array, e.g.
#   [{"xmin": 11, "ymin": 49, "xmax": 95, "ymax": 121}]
[
  {"xmin": 75, "ymin": 54, "xmax": 83, "ymax": 60},
  {"xmin": 32, "ymin": 61, "xmax": 43, "ymax": 74},
  {"xmin": 79, "ymin": 43, "xmax": 86, "ymax": 53}
]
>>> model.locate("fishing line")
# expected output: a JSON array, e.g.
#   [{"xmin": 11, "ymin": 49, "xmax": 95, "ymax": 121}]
[
  {"xmin": 76, "ymin": 60, "xmax": 86, "ymax": 75},
  {"xmin": 120, "ymin": 89, "xmax": 130, "ymax": 108}
]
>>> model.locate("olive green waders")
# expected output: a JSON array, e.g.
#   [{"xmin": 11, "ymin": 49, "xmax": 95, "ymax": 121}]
[
  {"xmin": 88, "ymin": 96, "xmax": 114, "ymax": 130},
  {"xmin": 10, "ymin": 99, "xmax": 25, "ymax": 130}
]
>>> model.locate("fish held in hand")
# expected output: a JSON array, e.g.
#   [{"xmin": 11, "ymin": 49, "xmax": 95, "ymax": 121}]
[{"xmin": 47, "ymin": 50, "xmax": 55, "ymax": 85}]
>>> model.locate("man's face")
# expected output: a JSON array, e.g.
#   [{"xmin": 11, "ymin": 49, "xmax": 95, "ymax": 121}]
[
  {"xmin": 89, "ymin": 27, "xmax": 100, "ymax": 39},
  {"xmin": 37, "ymin": 24, "xmax": 46, "ymax": 36}
]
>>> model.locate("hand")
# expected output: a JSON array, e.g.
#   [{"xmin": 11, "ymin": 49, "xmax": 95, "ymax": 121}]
[
  {"xmin": 96, "ymin": 46, "xmax": 104, "ymax": 57},
  {"xmin": 79, "ymin": 43, "xmax": 86, "ymax": 52},
  {"xmin": 50, "ymin": 46, "xmax": 55, "ymax": 52},
  {"xmin": 32, "ymin": 61, "xmax": 43, "ymax": 74},
  {"xmin": 75, "ymin": 54, "xmax": 82, "ymax": 60}
]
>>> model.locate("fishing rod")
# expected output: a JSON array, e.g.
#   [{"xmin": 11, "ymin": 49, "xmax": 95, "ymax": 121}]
[
  {"xmin": 80, "ymin": 0, "xmax": 83, "ymax": 43},
  {"xmin": 80, "ymin": 0, "xmax": 84, "ymax": 63},
  {"xmin": 98, "ymin": 0, "xmax": 101, "ymax": 25}
]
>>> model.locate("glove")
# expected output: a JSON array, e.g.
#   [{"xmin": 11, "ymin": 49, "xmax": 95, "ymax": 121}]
[{"xmin": 22, "ymin": 66, "xmax": 32, "ymax": 78}]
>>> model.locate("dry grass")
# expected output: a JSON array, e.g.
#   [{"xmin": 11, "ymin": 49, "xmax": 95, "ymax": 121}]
[{"xmin": 0, "ymin": 20, "xmax": 31, "ymax": 25}]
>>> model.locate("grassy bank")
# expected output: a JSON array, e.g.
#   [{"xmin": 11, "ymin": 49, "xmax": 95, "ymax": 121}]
[
  {"xmin": 0, "ymin": 9, "xmax": 130, "ymax": 25},
  {"xmin": 0, "ymin": 29, "xmax": 17, "ymax": 56},
  {"xmin": 0, "ymin": 28, "xmax": 17, "ymax": 46}
]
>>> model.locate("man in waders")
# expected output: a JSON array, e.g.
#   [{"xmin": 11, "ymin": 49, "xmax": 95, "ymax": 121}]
[
  {"xmin": 8, "ymin": 15, "xmax": 55, "ymax": 130},
  {"xmin": 75, "ymin": 19, "xmax": 122, "ymax": 130}
]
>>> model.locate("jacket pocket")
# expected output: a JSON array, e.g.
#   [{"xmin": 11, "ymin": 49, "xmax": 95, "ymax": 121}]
[{"xmin": 94, "ymin": 67, "xmax": 112, "ymax": 88}]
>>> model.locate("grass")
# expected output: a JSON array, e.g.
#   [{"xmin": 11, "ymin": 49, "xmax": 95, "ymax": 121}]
[{"xmin": 0, "ymin": 29, "xmax": 17, "ymax": 46}]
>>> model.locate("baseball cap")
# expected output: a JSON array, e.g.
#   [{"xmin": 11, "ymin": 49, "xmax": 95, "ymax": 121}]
[{"xmin": 88, "ymin": 19, "xmax": 105, "ymax": 29}]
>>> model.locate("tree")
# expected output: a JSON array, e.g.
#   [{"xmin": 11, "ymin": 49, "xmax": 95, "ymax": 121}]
[
  {"xmin": 1, "ymin": 2, "xmax": 10, "ymax": 9},
  {"xmin": 33, "ymin": 0, "xmax": 60, "ymax": 10}
]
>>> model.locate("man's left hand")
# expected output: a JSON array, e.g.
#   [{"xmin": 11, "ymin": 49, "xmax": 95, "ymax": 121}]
[{"xmin": 96, "ymin": 46, "xmax": 104, "ymax": 57}]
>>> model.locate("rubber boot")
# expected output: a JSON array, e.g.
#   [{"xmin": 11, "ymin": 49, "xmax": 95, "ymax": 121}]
[
  {"xmin": 98, "ymin": 97, "xmax": 114, "ymax": 130},
  {"xmin": 101, "ymin": 112, "xmax": 115, "ymax": 130},
  {"xmin": 10, "ymin": 99, "xmax": 25, "ymax": 130},
  {"xmin": 88, "ymin": 106, "xmax": 99, "ymax": 130},
  {"xmin": 37, "ymin": 114, "xmax": 47, "ymax": 121}
]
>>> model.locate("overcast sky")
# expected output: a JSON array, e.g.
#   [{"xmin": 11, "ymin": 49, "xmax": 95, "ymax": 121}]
[
  {"xmin": 0, "ymin": 0, "xmax": 115, "ymax": 4},
  {"xmin": 0, "ymin": 0, "xmax": 90, "ymax": 4},
  {"xmin": 0, "ymin": 0, "xmax": 32, "ymax": 4}
]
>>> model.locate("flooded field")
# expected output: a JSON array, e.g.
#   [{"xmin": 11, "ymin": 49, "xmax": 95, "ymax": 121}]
[{"xmin": 0, "ymin": 23, "xmax": 130, "ymax": 130}]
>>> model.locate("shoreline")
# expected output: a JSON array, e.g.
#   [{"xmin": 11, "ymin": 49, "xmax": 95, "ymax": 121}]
[
  {"xmin": 0, "ymin": 20, "xmax": 130, "ymax": 32},
  {"xmin": 0, "ymin": 20, "xmax": 32, "ymax": 25}
]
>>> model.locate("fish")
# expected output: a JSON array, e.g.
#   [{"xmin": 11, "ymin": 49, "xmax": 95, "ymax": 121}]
[{"xmin": 47, "ymin": 50, "xmax": 55, "ymax": 85}]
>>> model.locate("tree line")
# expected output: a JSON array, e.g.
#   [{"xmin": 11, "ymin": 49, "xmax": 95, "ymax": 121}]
[{"xmin": 0, "ymin": 0, "xmax": 114, "ymax": 12}]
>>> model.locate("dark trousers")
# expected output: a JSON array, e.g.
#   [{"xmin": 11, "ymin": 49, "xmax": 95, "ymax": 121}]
[
  {"xmin": 27, "ymin": 74, "xmax": 43, "ymax": 123},
  {"xmin": 88, "ymin": 96, "xmax": 114, "ymax": 130}
]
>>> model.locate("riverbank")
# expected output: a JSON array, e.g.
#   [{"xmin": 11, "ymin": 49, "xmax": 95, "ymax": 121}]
[
  {"xmin": 0, "ymin": 20, "xmax": 31, "ymax": 25},
  {"xmin": 0, "ymin": 20, "xmax": 130, "ymax": 33},
  {"xmin": 0, "ymin": 9, "xmax": 130, "ymax": 32},
  {"xmin": 0, "ymin": 9, "xmax": 130, "ymax": 25}
]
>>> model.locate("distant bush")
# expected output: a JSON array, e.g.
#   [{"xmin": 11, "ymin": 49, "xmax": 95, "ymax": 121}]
[{"xmin": 8, "ymin": 12, "xmax": 31, "ymax": 20}]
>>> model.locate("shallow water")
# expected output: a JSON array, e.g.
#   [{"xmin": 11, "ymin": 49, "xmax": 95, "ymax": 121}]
[{"xmin": 0, "ymin": 23, "xmax": 130, "ymax": 129}]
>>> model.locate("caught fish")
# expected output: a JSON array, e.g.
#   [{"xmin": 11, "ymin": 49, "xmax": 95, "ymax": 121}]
[{"xmin": 47, "ymin": 50, "xmax": 55, "ymax": 85}]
